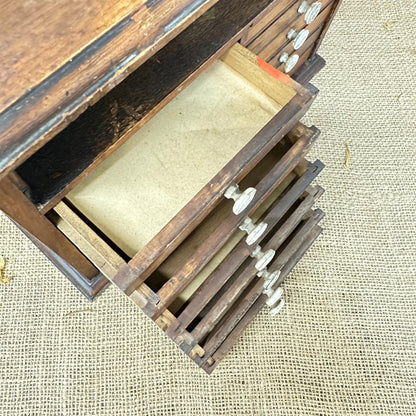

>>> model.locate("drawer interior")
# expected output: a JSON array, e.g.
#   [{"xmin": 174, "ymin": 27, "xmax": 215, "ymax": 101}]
[{"xmin": 66, "ymin": 43, "xmax": 297, "ymax": 258}]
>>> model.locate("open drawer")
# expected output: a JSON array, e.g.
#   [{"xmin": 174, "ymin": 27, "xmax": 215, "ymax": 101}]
[
  {"xmin": 59, "ymin": 43, "xmax": 317, "ymax": 296},
  {"xmin": 52, "ymin": 119, "xmax": 324, "ymax": 372}
]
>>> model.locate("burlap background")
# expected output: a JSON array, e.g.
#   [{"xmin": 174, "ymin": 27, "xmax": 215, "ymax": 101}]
[{"xmin": 1, "ymin": 1, "xmax": 415, "ymax": 414}]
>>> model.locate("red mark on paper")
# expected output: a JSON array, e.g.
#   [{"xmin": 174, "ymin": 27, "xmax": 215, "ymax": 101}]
[{"xmin": 257, "ymin": 57, "xmax": 291, "ymax": 83}]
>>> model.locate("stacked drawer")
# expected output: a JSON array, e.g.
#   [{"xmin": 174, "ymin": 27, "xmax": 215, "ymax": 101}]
[{"xmin": 241, "ymin": 0, "xmax": 339, "ymax": 75}]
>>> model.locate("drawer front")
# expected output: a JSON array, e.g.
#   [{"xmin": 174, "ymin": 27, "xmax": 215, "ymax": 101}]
[
  {"xmin": 142, "ymin": 123, "xmax": 322, "ymax": 320},
  {"xmin": 240, "ymin": 0, "xmax": 297, "ymax": 46},
  {"xmin": 243, "ymin": 0, "xmax": 338, "ymax": 75},
  {"xmin": 272, "ymin": 24, "xmax": 324, "ymax": 74},
  {"xmin": 250, "ymin": 0, "xmax": 334, "ymax": 62}
]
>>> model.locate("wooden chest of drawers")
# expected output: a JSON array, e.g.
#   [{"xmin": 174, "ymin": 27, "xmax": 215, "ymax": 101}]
[{"xmin": 0, "ymin": 0, "xmax": 341, "ymax": 372}]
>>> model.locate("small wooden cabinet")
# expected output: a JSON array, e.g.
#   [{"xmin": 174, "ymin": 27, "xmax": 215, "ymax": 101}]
[{"xmin": 0, "ymin": 0, "xmax": 341, "ymax": 372}]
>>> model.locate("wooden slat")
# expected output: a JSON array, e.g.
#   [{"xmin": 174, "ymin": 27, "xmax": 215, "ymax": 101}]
[
  {"xmin": 113, "ymin": 96, "xmax": 318, "ymax": 296},
  {"xmin": 241, "ymin": 0, "xmax": 299, "ymax": 46},
  {"xmin": 292, "ymin": 53, "xmax": 326, "ymax": 85},
  {"xmin": 53, "ymin": 201, "xmax": 126, "ymax": 281},
  {"xmin": 52, "ymin": 200, "xmax": 194, "ymax": 342},
  {"xmin": 220, "ymin": 42, "xmax": 297, "ymax": 105},
  {"xmin": 178, "ymin": 161, "xmax": 323, "ymax": 329},
  {"xmin": 202, "ymin": 221, "xmax": 323, "ymax": 373},
  {"xmin": 202, "ymin": 291, "xmax": 266, "ymax": 373},
  {"xmin": 148, "ymin": 125, "xmax": 320, "ymax": 319},
  {"xmin": 202, "ymin": 220, "xmax": 324, "ymax": 367},
  {"xmin": 191, "ymin": 186, "xmax": 324, "ymax": 343}
]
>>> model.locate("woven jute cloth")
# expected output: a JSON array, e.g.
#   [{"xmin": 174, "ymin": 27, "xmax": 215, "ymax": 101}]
[{"xmin": 1, "ymin": 1, "xmax": 415, "ymax": 414}]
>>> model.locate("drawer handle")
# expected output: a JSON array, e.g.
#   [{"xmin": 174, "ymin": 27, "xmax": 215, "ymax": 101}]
[
  {"xmin": 270, "ymin": 299, "xmax": 285, "ymax": 316},
  {"xmin": 279, "ymin": 52, "xmax": 299, "ymax": 73},
  {"xmin": 239, "ymin": 217, "xmax": 268, "ymax": 245},
  {"xmin": 298, "ymin": 1, "xmax": 322, "ymax": 24},
  {"xmin": 250, "ymin": 246, "xmax": 275, "ymax": 271},
  {"xmin": 287, "ymin": 28, "xmax": 310, "ymax": 50},
  {"xmin": 266, "ymin": 286, "xmax": 284, "ymax": 307},
  {"xmin": 224, "ymin": 183, "xmax": 256, "ymax": 215},
  {"xmin": 258, "ymin": 268, "xmax": 281, "ymax": 294}
]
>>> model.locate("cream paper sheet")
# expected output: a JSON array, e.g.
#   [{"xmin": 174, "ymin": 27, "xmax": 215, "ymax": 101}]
[{"xmin": 68, "ymin": 60, "xmax": 282, "ymax": 257}]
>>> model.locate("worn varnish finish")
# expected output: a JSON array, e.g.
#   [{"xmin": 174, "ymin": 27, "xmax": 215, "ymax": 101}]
[{"xmin": 0, "ymin": 176, "xmax": 98, "ymax": 279}]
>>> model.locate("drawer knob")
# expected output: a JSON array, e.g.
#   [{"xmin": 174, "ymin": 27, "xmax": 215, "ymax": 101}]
[
  {"xmin": 239, "ymin": 217, "xmax": 268, "ymax": 245},
  {"xmin": 298, "ymin": 1, "xmax": 322, "ymax": 24},
  {"xmin": 258, "ymin": 268, "xmax": 281, "ymax": 293},
  {"xmin": 250, "ymin": 245, "xmax": 275, "ymax": 271},
  {"xmin": 287, "ymin": 28, "xmax": 310, "ymax": 50},
  {"xmin": 279, "ymin": 52, "xmax": 299, "ymax": 73},
  {"xmin": 224, "ymin": 183, "xmax": 256, "ymax": 215},
  {"xmin": 266, "ymin": 286, "xmax": 284, "ymax": 307},
  {"xmin": 270, "ymin": 299, "xmax": 285, "ymax": 316}
]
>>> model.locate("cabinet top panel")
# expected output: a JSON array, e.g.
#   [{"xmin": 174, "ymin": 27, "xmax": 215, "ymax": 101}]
[{"xmin": 0, "ymin": 0, "xmax": 219, "ymax": 178}]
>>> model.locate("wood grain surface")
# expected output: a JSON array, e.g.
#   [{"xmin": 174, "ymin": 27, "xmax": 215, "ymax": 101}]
[{"xmin": 0, "ymin": 0, "xmax": 220, "ymax": 178}]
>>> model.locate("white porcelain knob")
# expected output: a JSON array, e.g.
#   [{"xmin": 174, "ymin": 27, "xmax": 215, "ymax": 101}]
[
  {"xmin": 239, "ymin": 217, "xmax": 268, "ymax": 245},
  {"xmin": 298, "ymin": 1, "xmax": 322, "ymax": 24},
  {"xmin": 250, "ymin": 246, "xmax": 275, "ymax": 271},
  {"xmin": 224, "ymin": 183, "xmax": 256, "ymax": 215},
  {"xmin": 257, "ymin": 269, "xmax": 281, "ymax": 292},
  {"xmin": 270, "ymin": 299, "xmax": 285, "ymax": 316},
  {"xmin": 279, "ymin": 52, "xmax": 299, "ymax": 73},
  {"xmin": 266, "ymin": 287, "xmax": 284, "ymax": 307},
  {"xmin": 287, "ymin": 28, "xmax": 310, "ymax": 50}
]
